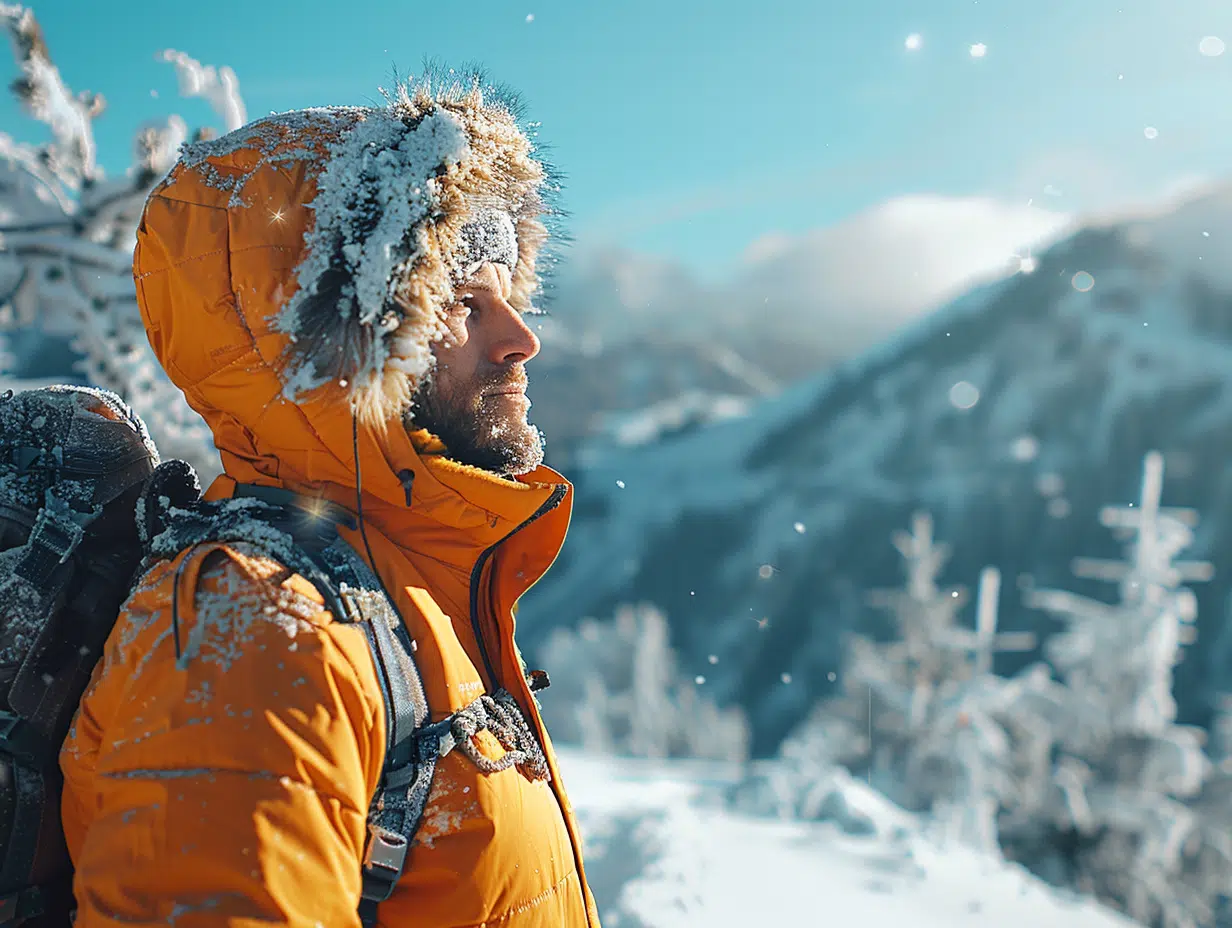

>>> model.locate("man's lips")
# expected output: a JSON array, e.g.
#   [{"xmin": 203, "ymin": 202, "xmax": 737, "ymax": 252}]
[{"xmin": 484, "ymin": 380, "xmax": 528, "ymax": 397}]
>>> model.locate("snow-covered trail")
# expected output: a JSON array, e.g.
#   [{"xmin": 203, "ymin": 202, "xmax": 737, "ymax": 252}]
[{"xmin": 558, "ymin": 749, "xmax": 1136, "ymax": 928}]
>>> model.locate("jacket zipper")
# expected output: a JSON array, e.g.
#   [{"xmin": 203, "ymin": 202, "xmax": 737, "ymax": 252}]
[
  {"xmin": 467, "ymin": 484, "xmax": 566, "ymax": 689},
  {"xmin": 466, "ymin": 483, "xmax": 594, "ymax": 924}
]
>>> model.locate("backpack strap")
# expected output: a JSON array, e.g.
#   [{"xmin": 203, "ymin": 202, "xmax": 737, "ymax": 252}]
[
  {"xmin": 311, "ymin": 537, "xmax": 446, "ymax": 926},
  {"xmin": 0, "ymin": 482, "xmax": 103, "ymax": 924}
]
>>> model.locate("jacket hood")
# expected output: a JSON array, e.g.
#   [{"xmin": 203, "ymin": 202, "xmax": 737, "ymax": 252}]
[{"xmin": 133, "ymin": 73, "xmax": 569, "ymax": 536}]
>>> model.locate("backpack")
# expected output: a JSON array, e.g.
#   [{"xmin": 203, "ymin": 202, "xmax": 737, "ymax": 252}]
[{"xmin": 0, "ymin": 385, "xmax": 551, "ymax": 926}]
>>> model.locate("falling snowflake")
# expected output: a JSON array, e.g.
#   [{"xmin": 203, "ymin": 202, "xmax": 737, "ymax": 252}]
[
  {"xmin": 526, "ymin": 13, "xmax": 535, "ymax": 22},
  {"xmin": 905, "ymin": 33, "xmax": 922, "ymax": 50},
  {"xmin": 615, "ymin": 480, "xmax": 625, "ymax": 489},
  {"xmin": 781, "ymin": 672, "xmax": 793, "ymax": 684},
  {"xmin": 708, "ymin": 655, "xmax": 719, "ymax": 665},
  {"xmin": 1014, "ymin": 254, "xmax": 1038, "ymax": 274},
  {"xmin": 758, "ymin": 564, "xmax": 775, "ymax": 579},
  {"xmin": 793, "ymin": 522, "xmax": 806, "ymax": 534},
  {"xmin": 695, "ymin": 675, "xmax": 706, "ymax": 685},
  {"xmin": 1200, "ymin": 35, "xmax": 1225, "ymax": 57},
  {"xmin": 949, "ymin": 381, "xmax": 980, "ymax": 410},
  {"xmin": 1036, "ymin": 472, "xmax": 1065, "ymax": 497},
  {"xmin": 1143, "ymin": 126, "xmax": 1159, "ymax": 140},
  {"xmin": 1071, "ymin": 270, "xmax": 1095, "ymax": 292},
  {"xmin": 1011, "ymin": 435, "xmax": 1040, "ymax": 462},
  {"xmin": 1048, "ymin": 497, "xmax": 1072, "ymax": 519},
  {"xmin": 827, "ymin": 671, "xmax": 837, "ymax": 682},
  {"xmin": 969, "ymin": 43, "xmax": 987, "ymax": 58}
]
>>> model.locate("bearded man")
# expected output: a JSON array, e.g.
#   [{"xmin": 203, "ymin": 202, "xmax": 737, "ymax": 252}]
[{"xmin": 58, "ymin": 73, "xmax": 600, "ymax": 927}]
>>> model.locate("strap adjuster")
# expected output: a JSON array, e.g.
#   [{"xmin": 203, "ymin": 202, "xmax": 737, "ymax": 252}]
[
  {"xmin": 16, "ymin": 487, "xmax": 95, "ymax": 586},
  {"xmin": 28, "ymin": 504, "xmax": 84, "ymax": 565},
  {"xmin": 362, "ymin": 822, "xmax": 409, "ymax": 882}
]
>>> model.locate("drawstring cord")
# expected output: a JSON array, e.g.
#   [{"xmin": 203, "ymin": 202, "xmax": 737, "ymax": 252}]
[
  {"xmin": 445, "ymin": 690, "xmax": 550, "ymax": 781},
  {"xmin": 352, "ymin": 412, "xmax": 393, "ymax": 602}
]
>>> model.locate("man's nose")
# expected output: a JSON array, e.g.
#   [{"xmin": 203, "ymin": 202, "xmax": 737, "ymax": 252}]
[{"xmin": 490, "ymin": 302, "xmax": 541, "ymax": 365}]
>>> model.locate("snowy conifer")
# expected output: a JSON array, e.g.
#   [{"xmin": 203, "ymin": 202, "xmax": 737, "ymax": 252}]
[
  {"xmin": 536, "ymin": 603, "xmax": 750, "ymax": 762},
  {"xmin": 0, "ymin": 4, "xmax": 239, "ymax": 475},
  {"xmin": 1006, "ymin": 450, "xmax": 1228, "ymax": 928},
  {"xmin": 750, "ymin": 513, "xmax": 1052, "ymax": 856}
]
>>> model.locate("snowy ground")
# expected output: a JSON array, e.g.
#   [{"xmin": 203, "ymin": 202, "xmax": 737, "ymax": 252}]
[{"xmin": 558, "ymin": 749, "xmax": 1136, "ymax": 928}]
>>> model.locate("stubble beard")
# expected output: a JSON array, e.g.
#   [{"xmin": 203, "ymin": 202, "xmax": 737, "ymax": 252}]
[{"xmin": 408, "ymin": 366, "xmax": 545, "ymax": 477}]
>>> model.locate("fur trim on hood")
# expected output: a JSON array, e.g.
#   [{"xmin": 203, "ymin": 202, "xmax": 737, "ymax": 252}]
[{"xmin": 173, "ymin": 69, "xmax": 560, "ymax": 426}]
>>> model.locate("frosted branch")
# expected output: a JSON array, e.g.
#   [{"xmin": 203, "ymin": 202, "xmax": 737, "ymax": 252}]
[
  {"xmin": 0, "ymin": 3, "xmax": 101, "ymax": 185},
  {"xmin": 159, "ymin": 49, "xmax": 247, "ymax": 132}
]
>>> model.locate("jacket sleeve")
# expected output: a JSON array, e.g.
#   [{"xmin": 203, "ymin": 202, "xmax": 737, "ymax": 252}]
[{"xmin": 61, "ymin": 543, "xmax": 386, "ymax": 927}]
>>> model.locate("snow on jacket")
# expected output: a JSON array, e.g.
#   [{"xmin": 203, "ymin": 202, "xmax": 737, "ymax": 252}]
[{"xmin": 59, "ymin": 79, "xmax": 600, "ymax": 927}]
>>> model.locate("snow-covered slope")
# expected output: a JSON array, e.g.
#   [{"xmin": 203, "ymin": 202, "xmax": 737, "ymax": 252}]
[
  {"xmin": 521, "ymin": 183, "xmax": 1232, "ymax": 756},
  {"xmin": 560, "ymin": 749, "xmax": 1134, "ymax": 927}
]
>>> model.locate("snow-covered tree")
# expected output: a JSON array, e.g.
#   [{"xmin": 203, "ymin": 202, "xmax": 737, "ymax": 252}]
[
  {"xmin": 746, "ymin": 512, "xmax": 1054, "ymax": 857},
  {"xmin": 536, "ymin": 603, "xmax": 750, "ymax": 762},
  {"xmin": 1005, "ymin": 450, "xmax": 1228, "ymax": 928},
  {"xmin": 0, "ymin": 3, "xmax": 242, "ymax": 476}
]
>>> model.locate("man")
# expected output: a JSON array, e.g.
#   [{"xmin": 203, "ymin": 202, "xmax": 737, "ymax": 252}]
[{"xmin": 58, "ymin": 74, "xmax": 600, "ymax": 927}]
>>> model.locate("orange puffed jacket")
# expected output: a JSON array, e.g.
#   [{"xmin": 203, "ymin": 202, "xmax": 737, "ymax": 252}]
[{"xmin": 58, "ymin": 85, "xmax": 601, "ymax": 927}]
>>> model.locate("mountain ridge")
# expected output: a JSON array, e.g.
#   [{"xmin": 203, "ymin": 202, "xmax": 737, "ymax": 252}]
[{"xmin": 521, "ymin": 184, "xmax": 1232, "ymax": 757}]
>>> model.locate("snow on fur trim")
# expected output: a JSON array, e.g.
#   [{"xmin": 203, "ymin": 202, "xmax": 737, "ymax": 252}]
[
  {"xmin": 178, "ymin": 70, "xmax": 561, "ymax": 427},
  {"xmin": 274, "ymin": 106, "xmax": 470, "ymax": 413}
]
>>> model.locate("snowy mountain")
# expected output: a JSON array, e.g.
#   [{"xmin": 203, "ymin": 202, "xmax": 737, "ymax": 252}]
[
  {"xmin": 561, "ymin": 748, "xmax": 1135, "ymax": 927},
  {"xmin": 520, "ymin": 184, "xmax": 1232, "ymax": 757}
]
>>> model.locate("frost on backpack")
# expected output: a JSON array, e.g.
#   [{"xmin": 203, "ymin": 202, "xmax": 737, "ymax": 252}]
[
  {"xmin": 0, "ymin": 386, "xmax": 160, "ymax": 924},
  {"xmin": 0, "ymin": 385, "xmax": 552, "ymax": 927}
]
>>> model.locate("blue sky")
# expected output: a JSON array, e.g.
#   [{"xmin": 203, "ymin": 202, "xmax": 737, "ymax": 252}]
[{"xmin": 4, "ymin": 0, "xmax": 1232, "ymax": 275}]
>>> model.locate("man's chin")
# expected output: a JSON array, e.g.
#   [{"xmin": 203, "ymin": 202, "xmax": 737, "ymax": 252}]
[
  {"xmin": 447, "ymin": 417, "xmax": 544, "ymax": 477},
  {"xmin": 490, "ymin": 423, "xmax": 545, "ymax": 477},
  {"xmin": 406, "ymin": 387, "xmax": 544, "ymax": 476}
]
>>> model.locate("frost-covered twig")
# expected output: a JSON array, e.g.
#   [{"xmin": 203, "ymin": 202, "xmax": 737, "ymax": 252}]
[
  {"xmin": 159, "ymin": 49, "xmax": 246, "ymax": 132},
  {"xmin": 0, "ymin": 3, "xmax": 101, "ymax": 185}
]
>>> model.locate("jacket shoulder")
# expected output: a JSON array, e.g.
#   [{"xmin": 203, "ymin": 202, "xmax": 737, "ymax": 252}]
[
  {"xmin": 60, "ymin": 541, "xmax": 388, "ymax": 924},
  {"xmin": 97, "ymin": 540, "xmax": 382, "ymax": 727}
]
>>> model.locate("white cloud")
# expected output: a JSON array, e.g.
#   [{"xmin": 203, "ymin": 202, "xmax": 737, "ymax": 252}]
[
  {"xmin": 738, "ymin": 194, "xmax": 1070, "ymax": 319},
  {"xmin": 553, "ymin": 194, "xmax": 1072, "ymax": 364}
]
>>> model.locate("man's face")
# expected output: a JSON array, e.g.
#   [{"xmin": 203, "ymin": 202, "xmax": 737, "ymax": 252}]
[{"xmin": 409, "ymin": 262, "xmax": 545, "ymax": 476}]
